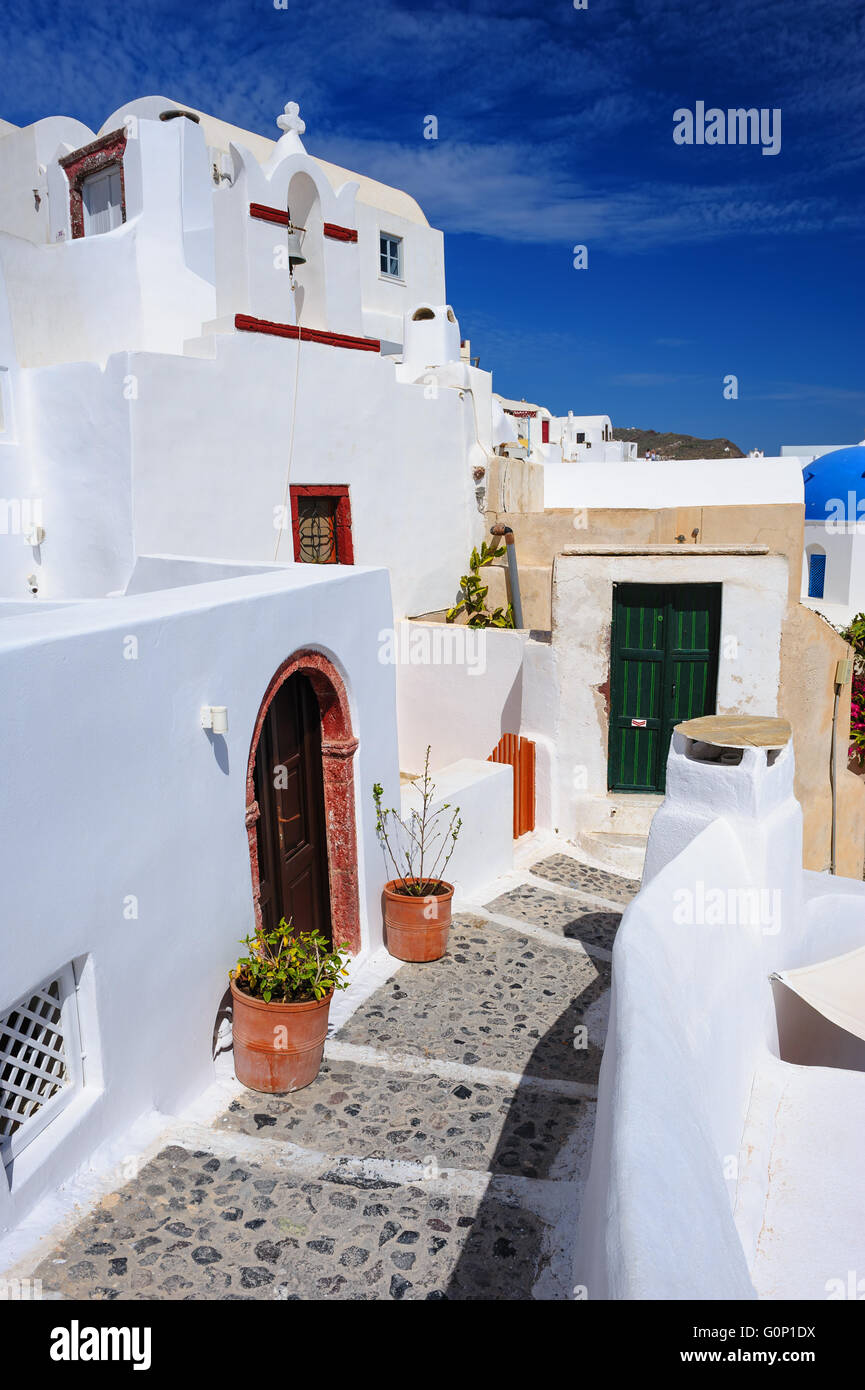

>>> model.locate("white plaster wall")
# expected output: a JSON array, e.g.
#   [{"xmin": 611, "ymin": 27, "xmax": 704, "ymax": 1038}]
[
  {"xmin": 0, "ymin": 563, "xmax": 399, "ymax": 1238},
  {"xmin": 18, "ymin": 356, "xmax": 135, "ymax": 599},
  {"xmin": 0, "ymin": 119, "xmax": 216, "ymax": 369},
  {"xmin": 0, "ymin": 117, "xmax": 94, "ymax": 245},
  {"xmin": 577, "ymin": 733, "xmax": 865, "ymax": 1299},
  {"xmin": 124, "ymin": 554, "xmax": 280, "ymax": 594},
  {"xmin": 551, "ymin": 552, "xmax": 790, "ymax": 836},
  {"xmin": 356, "ymin": 202, "xmax": 445, "ymax": 350},
  {"xmin": 544, "ymin": 458, "xmax": 804, "ymax": 510},
  {"xmin": 394, "ymin": 621, "xmax": 558, "ymax": 828},
  {"xmin": 399, "ymin": 758, "xmax": 513, "ymax": 900},
  {"xmin": 802, "ymin": 523, "xmax": 851, "ymax": 606},
  {"xmin": 128, "ymin": 333, "xmax": 485, "ymax": 619},
  {"xmin": 0, "ymin": 259, "xmax": 31, "ymax": 598},
  {"xmin": 395, "ymin": 621, "xmax": 528, "ymax": 773}
]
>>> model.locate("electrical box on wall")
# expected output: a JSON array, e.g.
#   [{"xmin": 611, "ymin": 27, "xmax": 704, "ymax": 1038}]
[{"xmin": 835, "ymin": 659, "xmax": 852, "ymax": 686}]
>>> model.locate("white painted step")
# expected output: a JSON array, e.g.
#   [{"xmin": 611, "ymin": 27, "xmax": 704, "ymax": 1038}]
[{"xmin": 576, "ymin": 828, "xmax": 647, "ymax": 878}]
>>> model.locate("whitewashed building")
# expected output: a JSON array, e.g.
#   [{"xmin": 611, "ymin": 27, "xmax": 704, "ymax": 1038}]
[
  {"xmin": 0, "ymin": 95, "xmax": 516, "ymax": 1240},
  {"xmin": 798, "ymin": 444, "xmax": 865, "ymax": 627}
]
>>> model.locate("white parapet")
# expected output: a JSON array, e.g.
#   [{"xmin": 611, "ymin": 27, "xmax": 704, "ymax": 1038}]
[{"xmin": 575, "ymin": 715, "xmax": 865, "ymax": 1300}]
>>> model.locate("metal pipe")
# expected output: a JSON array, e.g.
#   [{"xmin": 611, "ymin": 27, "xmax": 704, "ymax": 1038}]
[{"xmin": 490, "ymin": 523, "xmax": 524, "ymax": 629}]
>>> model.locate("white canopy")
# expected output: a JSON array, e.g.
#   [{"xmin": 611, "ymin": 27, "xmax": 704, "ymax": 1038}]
[{"xmin": 773, "ymin": 945, "xmax": 865, "ymax": 1044}]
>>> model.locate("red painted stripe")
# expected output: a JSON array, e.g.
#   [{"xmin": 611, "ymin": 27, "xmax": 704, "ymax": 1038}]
[
  {"xmin": 249, "ymin": 202, "xmax": 289, "ymax": 226},
  {"xmin": 235, "ymin": 314, "xmax": 381, "ymax": 353},
  {"xmin": 323, "ymin": 222, "xmax": 358, "ymax": 242}
]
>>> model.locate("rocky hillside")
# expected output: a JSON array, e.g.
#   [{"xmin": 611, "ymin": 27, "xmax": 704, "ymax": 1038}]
[{"xmin": 612, "ymin": 427, "xmax": 745, "ymax": 460}]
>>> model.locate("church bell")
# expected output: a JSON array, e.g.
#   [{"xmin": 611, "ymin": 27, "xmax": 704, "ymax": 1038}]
[{"xmin": 286, "ymin": 222, "xmax": 306, "ymax": 270}]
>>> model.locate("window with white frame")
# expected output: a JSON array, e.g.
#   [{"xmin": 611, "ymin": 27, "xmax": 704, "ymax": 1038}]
[
  {"xmin": 81, "ymin": 165, "xmax": 124, "ymax": 236},
  {"xmin": 1, "ymin": 964, "xmax": 83, "ymax": 1164},
  {"xmin": 379, "ymin": 232, "xmax": 403, "ymax": 279}
]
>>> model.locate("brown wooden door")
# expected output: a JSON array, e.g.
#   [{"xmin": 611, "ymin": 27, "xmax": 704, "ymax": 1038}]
[{"xmin": 253, "ymin": 673, "xmax": 331, "ymax": 941}]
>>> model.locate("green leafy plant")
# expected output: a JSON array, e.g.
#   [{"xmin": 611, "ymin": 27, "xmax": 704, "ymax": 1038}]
[
  {"xmin": 446, "ymin": 540, "xmax": 515, "ymax": 628},
  {"xmin": 373, "ymin": 747, "xmax": 462, "ymax": 897},
  {"xmin": 232, "ymin": 920, "xmax": 350, "ymax": 1004}
]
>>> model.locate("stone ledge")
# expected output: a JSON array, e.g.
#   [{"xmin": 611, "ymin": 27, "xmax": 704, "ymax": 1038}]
[{"xmin": 560, "ymin": 544, "xmax": 772, "ymax": 557}]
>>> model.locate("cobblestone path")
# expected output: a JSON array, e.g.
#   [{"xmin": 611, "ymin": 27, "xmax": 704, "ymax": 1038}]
[{"xmin": 30, "ymin": 856, "xmax": 640, "ymax": 1301}]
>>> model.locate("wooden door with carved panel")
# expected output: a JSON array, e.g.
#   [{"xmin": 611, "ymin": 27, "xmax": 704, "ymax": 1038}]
[{"xmin": 253, "ymin": 672, "xmax": 332, "ymax": 941}]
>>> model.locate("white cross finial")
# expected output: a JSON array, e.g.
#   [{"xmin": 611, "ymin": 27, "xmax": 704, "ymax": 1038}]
[{"xmin": 277, "ymin": 101, "xmax": 306, "ymax": 136}]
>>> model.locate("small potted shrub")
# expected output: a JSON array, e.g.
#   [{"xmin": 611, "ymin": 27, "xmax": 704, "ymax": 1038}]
[
  {"xmin": 230, "ymin": 920, "xmax": 349, "ymax": 1093},
  {"xmin": 373, "ymin": 748, "xmax": 462, "ymax": 962}
]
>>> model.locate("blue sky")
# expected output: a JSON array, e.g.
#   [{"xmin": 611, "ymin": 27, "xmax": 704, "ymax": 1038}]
[{"xmin": 1, "ymin": 0, "xmax": 863, "ymax": 451}]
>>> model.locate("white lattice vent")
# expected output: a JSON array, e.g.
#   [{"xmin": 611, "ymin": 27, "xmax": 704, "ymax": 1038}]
[{"xmin": 1, "ymin": 965, "xmax": 82, "ymax": 1163}]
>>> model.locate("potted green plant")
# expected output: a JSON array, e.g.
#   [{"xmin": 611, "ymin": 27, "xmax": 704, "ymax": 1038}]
[
  {"xmin": 373, "ymin": 748, "xmax": 462, "ymax": 962},
  {"xmin": 230, "ymin": 920, "xmax": 349, "ymax": 1093}
]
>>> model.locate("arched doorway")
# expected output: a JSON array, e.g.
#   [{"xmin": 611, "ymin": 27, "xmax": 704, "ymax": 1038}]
[{"xmin": 246, "ymin": 650, "xmax": 360, "ymax": 953}]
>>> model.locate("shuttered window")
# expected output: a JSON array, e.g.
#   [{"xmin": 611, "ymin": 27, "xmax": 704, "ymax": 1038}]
[
  {"xmin": 807, "ymin": 552, "xmax": 826, "ymax": 598},
  {"xmin": 82, "ymin": 166, "xmax": 124, "ymax": 236}
]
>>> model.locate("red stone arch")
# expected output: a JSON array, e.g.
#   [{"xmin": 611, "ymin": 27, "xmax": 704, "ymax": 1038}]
[{"xmin": 246, "ymin": 648, "xmax": 361, "ymax": 953}]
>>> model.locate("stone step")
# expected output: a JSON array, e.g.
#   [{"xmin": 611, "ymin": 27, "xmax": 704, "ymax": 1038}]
[
  {"xmin": 217, "ymin": 1055, "xmax": 593, "ymax": 1182},
  {"xmin": 484, "ymin": 882, "xmax": 622, "ymax": 955},
  {"xmin": 336, "ymin": 915, "xmax": 609, "ymax": 1088},
  {"xmin": 32, "ymin": 1135, "xmax": 577, "ymax": 1301},
  {"xmin": 575, "ymin": 829, "xmax": 647, "ymax": 879},
  {"xmin": 530, "ymin": 854, "xmax": 641, "ymax": 906}
]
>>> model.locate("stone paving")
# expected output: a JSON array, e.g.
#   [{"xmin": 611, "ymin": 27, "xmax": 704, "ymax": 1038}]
[{"xmin": 29, "ymin": 854, "xmax": 630, "ymax": 1301}]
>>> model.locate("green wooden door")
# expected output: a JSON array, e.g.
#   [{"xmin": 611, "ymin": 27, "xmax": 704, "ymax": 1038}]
[{"xmin": 607, "ymin": 582, "xmax": 721, "ymax": 793}]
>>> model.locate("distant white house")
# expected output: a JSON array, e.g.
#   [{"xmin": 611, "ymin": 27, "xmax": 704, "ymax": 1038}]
[{"xmin": 495, "ymin": 398, "xmax": 636, "ymax": 463}]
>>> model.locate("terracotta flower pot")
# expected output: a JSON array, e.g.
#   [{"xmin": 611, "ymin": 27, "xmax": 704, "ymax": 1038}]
[
  {"xmin": 230, "ymin": 978, "xmax": 333, "ymax": 1094},
  {"xmin": 382, "ymin": 878, "xmax": 454, "ymax": 962}
]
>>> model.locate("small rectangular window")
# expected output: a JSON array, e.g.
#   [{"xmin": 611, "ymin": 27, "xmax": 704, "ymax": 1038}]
[
  {"xmin": 82, "ymin": 166, "xmax": 124, "ymax": 237},
  {"xmin": 290, "ymin": 486, "xmax": 354, "ymax": 565},
  {"xmin": 379, "ymin": 233, "xmax": 402, "ymax": 279},
  {"xmin": 541, "ymin": 419, "xmax": 550, "ymax": 444}
]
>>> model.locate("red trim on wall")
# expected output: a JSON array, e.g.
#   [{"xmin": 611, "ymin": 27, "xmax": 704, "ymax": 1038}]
[
  {"xmin": 235, "ymin": 314, "xmax": 380, "ymax": 353},
  {"xmin": 323, "ymin": 222, "xmax": 358, "ymax": 242},
  {"xmin": 289, "ymin": 485, "xmax": 354, "ymax": 566},
  {"xmin": 59, "ymin": 128, "xmax": 128, "ymax": 240},
  {"xmin": 504, "ymin": 408, "xmax": 537, "ymax": 419},
  {"xmin": 246, "ymin": 651, "xmax": 361, "ymax": 954},
  {"xmin": 249, "ymin": 202, "xmax": 290, "ymax": 226}
]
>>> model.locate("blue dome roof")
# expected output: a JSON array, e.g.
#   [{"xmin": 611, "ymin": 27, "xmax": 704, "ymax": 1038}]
[{"xmin": 803, "ymin": 446, "xmax": 865, "ymax": 521}]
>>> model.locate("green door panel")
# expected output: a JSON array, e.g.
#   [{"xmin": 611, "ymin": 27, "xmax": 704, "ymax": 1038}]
[{"xmin": 608, "ymin": 582, "xmax": 721, "ymax": 793}]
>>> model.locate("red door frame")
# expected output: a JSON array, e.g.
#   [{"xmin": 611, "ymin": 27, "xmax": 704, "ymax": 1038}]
[{"xmin": 246, "ymin": 649, "xmax": 361, "ymax": 953}]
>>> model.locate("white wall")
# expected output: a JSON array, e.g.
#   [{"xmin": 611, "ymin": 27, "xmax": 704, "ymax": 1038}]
[
  {"xmin": 802, "ymin": 523, "xmax": 851, "ymax": 606},
  {"xmin": 128, "ymin": 333, "xmax": 485, "ymax": 619},
  {"xmin": 544, "ymin": 458, "xmax": 805, "ymax": 511},
  {"xmin": 0, "ymin": 562, "xmax": 399, "ymax": 1237},
  {"xmin": 394, "ymin": 620, "xmax": 558, "ymax": 828},
  {"xmin": 577, "ymin": 730, "xmax": 865, "ymax": 1299},
  {"xmin": 0, "ymin": 116, "xmax": 94, "ymax": 245},
  {"xmin": 399, "ymin": 757, "xmax": 513, "ymax": 900},
  {"xmin": 356, "ymin": 202, "xmax": 445, "ymax": 351}
]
